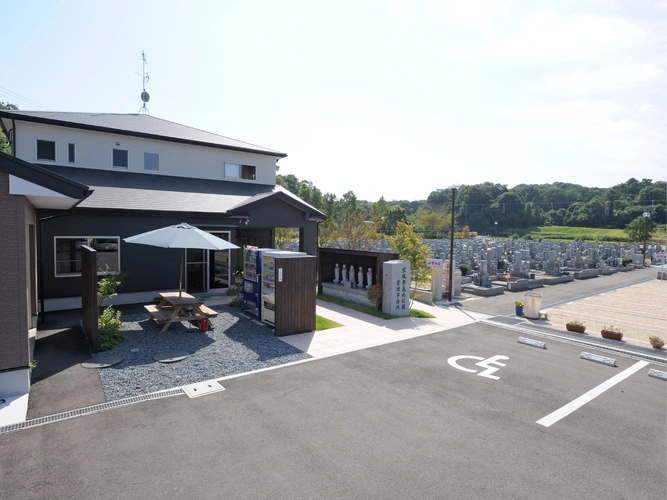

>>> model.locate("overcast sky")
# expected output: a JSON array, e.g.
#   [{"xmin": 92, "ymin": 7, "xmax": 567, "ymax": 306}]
[{"xmin": 3, "ymin": 0, "xmax": 666, "ymax": 201}]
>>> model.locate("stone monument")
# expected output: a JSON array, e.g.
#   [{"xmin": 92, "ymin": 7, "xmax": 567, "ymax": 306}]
[{"xmin": 382, "ymin": 260, "xmax": 410, "ymax": 316}]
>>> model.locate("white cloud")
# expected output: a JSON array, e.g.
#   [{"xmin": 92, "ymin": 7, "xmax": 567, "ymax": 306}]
[
  {"xmin": 545, "ymin": 64, "xmax": 664, "ymax": 94},
  {"xmin": 460, "ymin": 13, "xmax": 645, "ymax": 64}
]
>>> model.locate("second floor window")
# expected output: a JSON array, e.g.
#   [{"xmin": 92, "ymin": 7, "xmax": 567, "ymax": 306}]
[
  {"xmin": 112, "ymin": 149, "xmax": 129, "ymax": 168},
  {"xmin": 224, "ymin": 162, "xmax": 256, "ymax": 180},
  {"xmin": 144, "ymin": 152, "xmax": 159, "ymax": 171},
  {"xmin": 68, "ymin": 143, "xmax": 76, "ymax": 164},
  {"xmin": 36, "ymin": 140, "xmax": 56, "ymax": 161}
]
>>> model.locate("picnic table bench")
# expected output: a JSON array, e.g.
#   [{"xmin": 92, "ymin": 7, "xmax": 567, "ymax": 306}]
[{"xmin": 144, "ymin": 292, "xmax": 218, "ymax": 332}]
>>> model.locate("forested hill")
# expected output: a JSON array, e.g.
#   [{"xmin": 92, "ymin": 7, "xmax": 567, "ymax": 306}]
[{"xmin": 277, "ymin": 174, "xmax": 666, "ymax": 235}]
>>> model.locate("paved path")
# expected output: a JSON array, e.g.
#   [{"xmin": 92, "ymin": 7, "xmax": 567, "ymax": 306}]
[{"xmin": 1, "ymin": 321, "xmax": 664, "ymax": 500}]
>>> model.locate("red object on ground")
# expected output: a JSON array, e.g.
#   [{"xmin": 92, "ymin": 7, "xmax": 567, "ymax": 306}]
[{"xmin": 198, "ymin": 318, "xmax": 208, "ymax": 332}]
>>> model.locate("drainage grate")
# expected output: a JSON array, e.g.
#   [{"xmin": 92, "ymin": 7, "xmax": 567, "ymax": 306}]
[
  {"xmin": 0, "ymin": 388, "xmax": 184, "ymax": 435},
  {"xmin": 489, "ymin": 316, "xmax": 526, "ymax": 326}
]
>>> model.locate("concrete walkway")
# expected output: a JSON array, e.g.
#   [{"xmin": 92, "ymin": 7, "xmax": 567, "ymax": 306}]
[{"xmin": 281, "ymin": 300, "xmax": 490, "ymax": 357}]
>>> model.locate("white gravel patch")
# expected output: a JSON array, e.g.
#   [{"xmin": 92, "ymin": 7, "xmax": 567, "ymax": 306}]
[{"xmin": 96, "ymin": 305, "xmax": 311, "ymax": 401}]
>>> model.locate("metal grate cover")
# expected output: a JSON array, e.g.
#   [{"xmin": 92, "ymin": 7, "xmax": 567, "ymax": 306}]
[{"xmin": 0, "ymin": 388, "xmax": 184, "ymax": 435}]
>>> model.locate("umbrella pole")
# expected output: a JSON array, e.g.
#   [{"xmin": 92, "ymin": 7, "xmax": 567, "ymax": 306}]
[{"xmin": 179, "ymin": 248, "xmax": 184, "ymax": 297}]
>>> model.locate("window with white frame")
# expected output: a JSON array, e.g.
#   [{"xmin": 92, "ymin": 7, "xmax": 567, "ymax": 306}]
[
  {"xmin": 144, "ymin": 152, "xmax": 159, "ymax": 171},
  {"xmin": 36, "ymin": 140, "xmax": 56, "ymax": 161},
  {"xmin": 224, "ymin": 162, "xmax": 256, "ymax": 180},
  {"xmin": 112, "ymin": 149, "xmax": 129, "ymax": 168},
  {"xmin": 55, "ymin": 237, "xmax": 120, "ymax": 277},
  {"xmin": 68, "ymin": 143, "xmax": 76, "ymax": 164}
]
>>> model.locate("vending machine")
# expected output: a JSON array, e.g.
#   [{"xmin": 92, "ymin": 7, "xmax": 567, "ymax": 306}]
[{"xmin": 241, "ymin": 247, "xmax": 271, "ymax": 318}]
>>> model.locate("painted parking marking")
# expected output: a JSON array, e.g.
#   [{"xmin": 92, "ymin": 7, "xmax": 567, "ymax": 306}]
[
  {"xmin": 536, "ymin": 360, "xmax": 649, "ymax": 428},
  {"xmin": 447, "ymin": 355, "xmax": 509, "ymax": 380}
]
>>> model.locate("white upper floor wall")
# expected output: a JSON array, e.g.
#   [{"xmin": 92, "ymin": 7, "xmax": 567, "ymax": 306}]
[{"xmin": 11, "ymin": 120, "xmax": 281, "ymax": 186}]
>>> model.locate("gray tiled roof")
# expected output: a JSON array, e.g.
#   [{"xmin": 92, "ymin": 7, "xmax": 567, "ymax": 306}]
[
  {"xmin": 0, "ymin": 152, "xmax": 92, "ymax": 201},
  {"xmin": 228, "ymin": 185, "xmax": 326, "ymax": 219},
  {"xmin": 0, "ymin": 110, "xmax": 286, "ymax": 157},
  {"xmin": 43, "ymin": 166, "xmax": 325, "ymax": 219}
]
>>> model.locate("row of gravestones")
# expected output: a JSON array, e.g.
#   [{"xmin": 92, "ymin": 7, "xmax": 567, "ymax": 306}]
[{"xmin": 325, "ymin": 237, "xmax": 664, "ymax": 290}]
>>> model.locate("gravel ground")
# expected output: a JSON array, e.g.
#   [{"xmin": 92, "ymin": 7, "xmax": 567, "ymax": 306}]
[
  {"xmin": 95, "ymin": 305, "xmax": 311, "ymax": 401},
  {"xmin": 543, "ymin": 279, "xmax": 667, "ymax": 345}
]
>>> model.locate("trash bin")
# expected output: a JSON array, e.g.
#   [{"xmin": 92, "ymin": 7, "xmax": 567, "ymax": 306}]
[
  {"xmin": 198, "ymin": 318, "xmax": 208, "ymax": 332},
  {"xmin": 523, "ymin": 291, "xmax": 542, "ymax": 319}
]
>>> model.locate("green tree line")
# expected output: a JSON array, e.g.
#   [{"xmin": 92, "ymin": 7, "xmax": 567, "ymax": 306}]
[{"xmin": 278, "ymin": 174, "xmax": 666, "ymax": 239}]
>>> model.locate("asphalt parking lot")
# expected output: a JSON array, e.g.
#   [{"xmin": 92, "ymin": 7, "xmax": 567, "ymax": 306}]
[{"xmin": 2, "ymin": 321, "xmax": 665, "ymax": 500}]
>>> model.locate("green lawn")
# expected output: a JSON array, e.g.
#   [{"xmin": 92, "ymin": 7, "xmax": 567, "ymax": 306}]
[
  {"xmin": 317, "ymin": 294, "xmax": 435, "ymax": 320},
  {"xmin": 530, "ymin": 226, "xmax": 629, "ymax": 241},
  {"xmin": 316, "ymin": 315, "xmax": 343, "ymax": 331}
]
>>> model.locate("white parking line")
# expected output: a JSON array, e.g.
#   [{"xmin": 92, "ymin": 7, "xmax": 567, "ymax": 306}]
[{"xmin": 537, "ymin": 360, "xmax": 649, "ymax": 428}]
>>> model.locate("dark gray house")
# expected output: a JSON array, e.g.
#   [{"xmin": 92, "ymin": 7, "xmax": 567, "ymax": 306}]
[
  {"xmin": 0, "ymin": 151, "xmax": 91, "ymax": 422},
  {"xmin": 0, "ymin": 110, "xmax": 325, "ymax": 313}
]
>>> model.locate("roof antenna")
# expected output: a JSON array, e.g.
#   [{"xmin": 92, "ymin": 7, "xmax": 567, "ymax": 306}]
[{"xmin": 139, "ymin": 50, "xmax": 150, "ymax": 115}]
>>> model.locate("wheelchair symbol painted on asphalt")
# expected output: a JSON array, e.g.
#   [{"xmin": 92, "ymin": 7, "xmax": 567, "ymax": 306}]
[{"xmin": 447, "ymin": 355, "xmax": 509, "ymax": 380}]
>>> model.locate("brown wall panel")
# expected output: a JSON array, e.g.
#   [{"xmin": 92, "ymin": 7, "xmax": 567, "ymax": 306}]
[
  {"xmin": 274, "ymin": 256, "xmax": 317, "ymax": 336},
  {"xmin": 0, "ymin": 172, "xmax": 29, "ymax": 371}
]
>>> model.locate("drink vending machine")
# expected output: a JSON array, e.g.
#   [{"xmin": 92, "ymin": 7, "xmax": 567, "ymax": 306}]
[{"xmin": 241, "ymin": 247, "xmax": 272, "ymax": 318}]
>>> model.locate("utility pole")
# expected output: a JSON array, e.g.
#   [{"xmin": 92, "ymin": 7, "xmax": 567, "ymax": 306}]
[
  {"xmin": 642, "ymin": 212, "xmax": 651, "ymax": 267},
  {"xmin": 448, "ymin": 186, "xmax": 458, "ymax": 302}
]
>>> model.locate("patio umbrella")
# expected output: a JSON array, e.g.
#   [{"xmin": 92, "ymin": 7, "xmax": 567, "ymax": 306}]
[{"xmin": 124, "ymin": 222, "xmax": 240, "ymax": 296}]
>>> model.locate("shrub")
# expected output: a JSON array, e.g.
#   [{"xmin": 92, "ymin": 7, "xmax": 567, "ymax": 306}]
[
  {"xmin": 366, "ymin": 283, "xmax": 383, "ymax": 310},
  {"xmin": 98, "ymin": 306, "xmax": 124, "ymax": 351},
  {"xmin": 622, "ymin": 257, "xmax": 633, "ymax": 267},
  {"xmin": 458, "ymin": 264, "xmax": 469, "ymax": 276},
  {"xmin": 229, "ymin": 292, "xmax": 242, "ymax": 308}
]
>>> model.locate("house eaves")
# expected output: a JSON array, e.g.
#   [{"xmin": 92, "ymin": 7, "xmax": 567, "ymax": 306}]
[
  {"xmin": 0, "ymin": 110, "xmax": 287, "ymax": 158},
  {"xmin": 227, "ymin": 185, "xmax": 327, "ymax": 220},
  {"xmin": 0, "ymin": 152, "xmax": 92, "ymax": 210}
]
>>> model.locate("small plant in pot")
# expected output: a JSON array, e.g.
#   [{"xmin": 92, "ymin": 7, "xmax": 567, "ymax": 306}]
[
  {"xmin": 514, "ymin": 301, "xmax": 524, "ymax": 316},
  {"xmin": 648, "ymin": 335, "xmax": 665, "ymax": 349},
  {"xmin": 566, "ymin": 320, "xmax": 586, "ymax": 333},
  {"xmin": 601, "ymin": 325, "xmax": 623, "ymax": 341}
]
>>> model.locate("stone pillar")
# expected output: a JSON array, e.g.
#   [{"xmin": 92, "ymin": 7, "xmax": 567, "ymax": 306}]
[{"xmin": 382, "ymin": 260, "xmax": 410, "ymax": 316}]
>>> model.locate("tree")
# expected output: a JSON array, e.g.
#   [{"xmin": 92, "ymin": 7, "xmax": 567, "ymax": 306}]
[
  {"xmin": 624, "ymin": 215, "xmax": 656, "ymax": 243},
  {"xmin": 413, "ymin": 207, "xmax": 450, "ymax": 237},
  {"xmin": 387, "ymin": 222, "xmax": 432, "ymax": 309},
  {"xmin": 370, "ymin": 196, "xmax": 390, "ymax": 219},
  {"xmin": 275, "ymin": 227, "xmax": 299, "ymax": 249},
  {"xmin": 334, "ymin": 207, "xmax": 383, "ymax": 251},
  {"xmin": 317, "ymin": 218, "xmax": 338, "ymax": 248},
  {"xmin": 0, "ymin": 102, "xmax": 18, "ymax": 154},
  {"xmin": 382, "ymin": 205, "xmax": 407, "ymax": 235},
  {"xmin": 276, "ymin": 174, "xmax": 300, "ymax": 195}
]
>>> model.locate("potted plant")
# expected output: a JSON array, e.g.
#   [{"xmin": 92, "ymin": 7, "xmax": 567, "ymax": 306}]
[
  {"xmin": 566, "ymin": 320, "xmax": 586, "ymax": 333},
  {"xmin": 514, "ymin": 301, "xmax": 524, "ymax": 316},
  {"xmin": 648, "ymin": 335, "xmax": 665, "ymax": 349},
  {"xmin": 601, "ymin": 325, "xmax": 623, "ymax": 341}
]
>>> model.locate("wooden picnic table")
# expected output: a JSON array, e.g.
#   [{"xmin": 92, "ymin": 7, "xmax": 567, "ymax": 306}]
[{"xmin": 144, "ymin": 292, "xmax": 218, "ymax": 332}]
